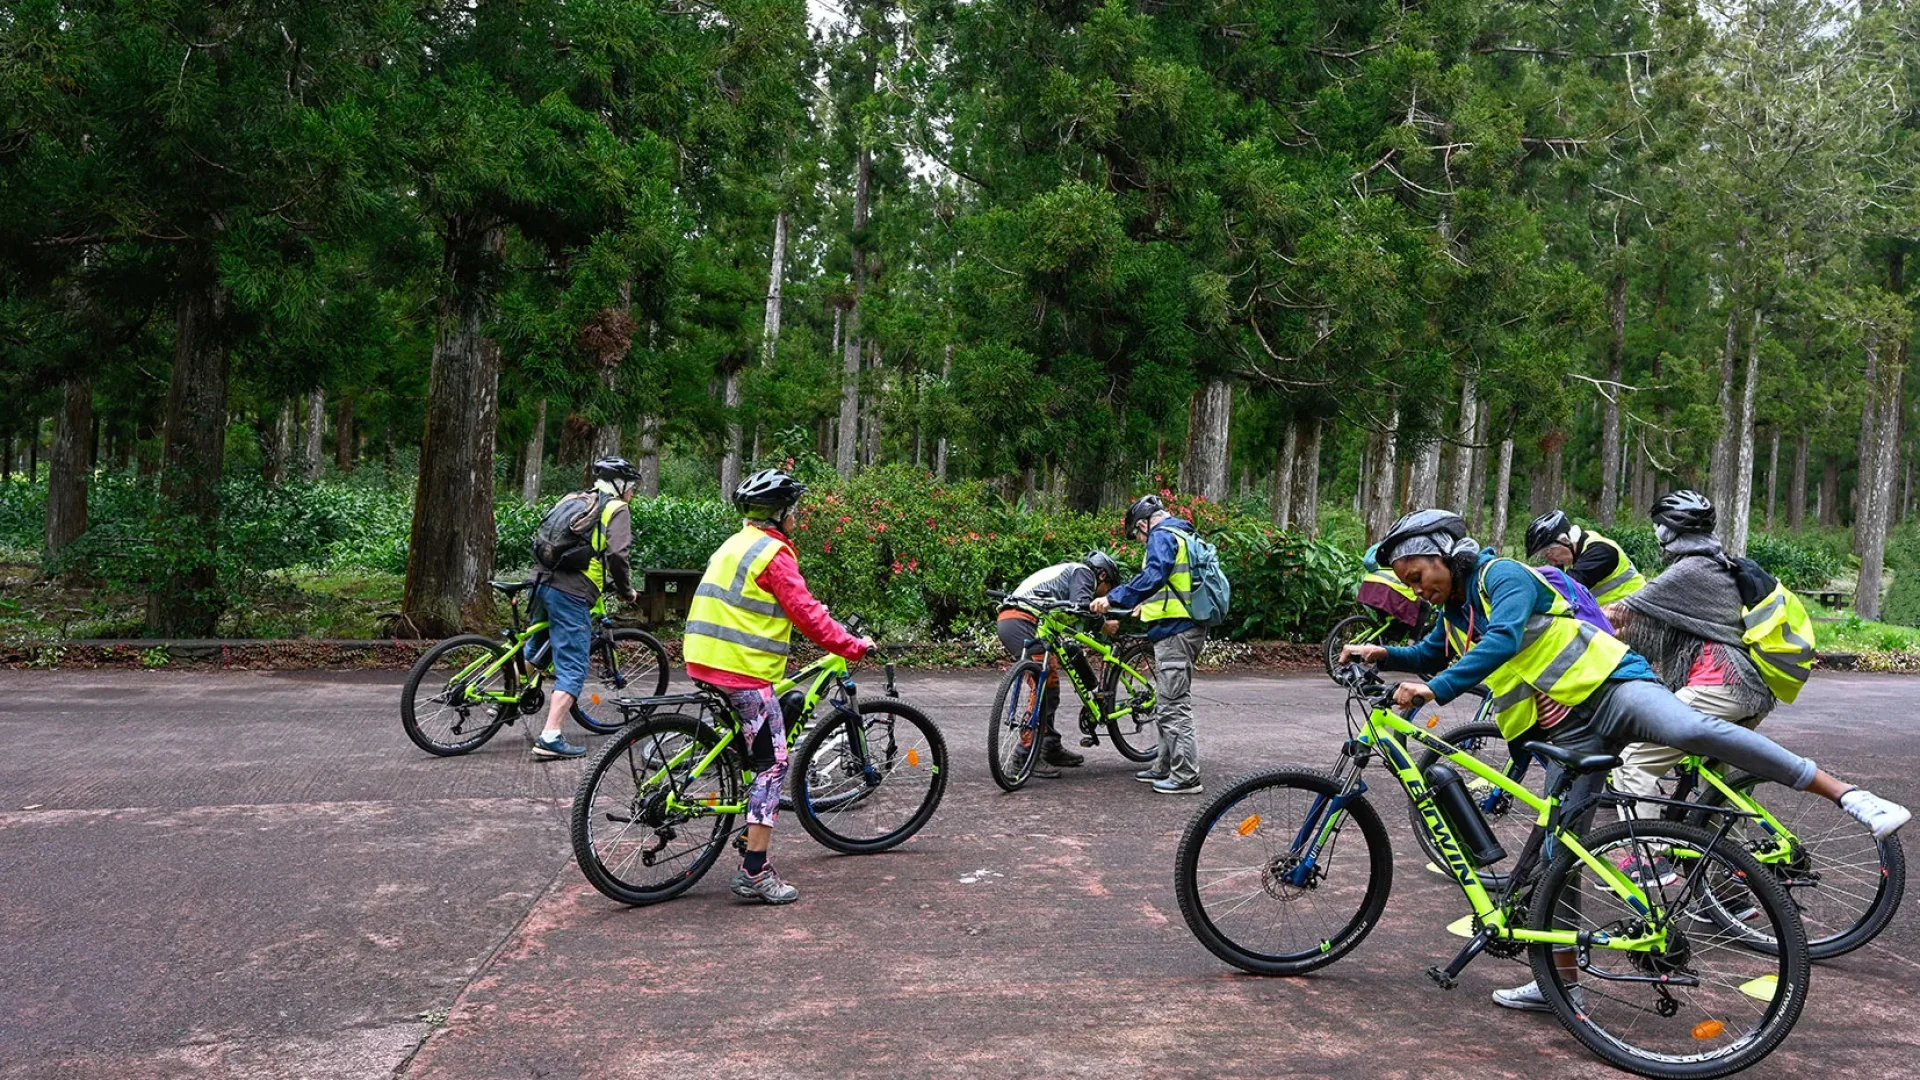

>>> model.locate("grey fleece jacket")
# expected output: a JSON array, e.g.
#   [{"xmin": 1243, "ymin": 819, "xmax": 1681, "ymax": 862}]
[{"xmin": 1618, "ymin": 532, "xmax": 1773, "ymax": 719}]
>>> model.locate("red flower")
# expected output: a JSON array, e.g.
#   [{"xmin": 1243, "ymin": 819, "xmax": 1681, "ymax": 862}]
[
  {"xmin": 839, "ymin": 514, "xmax": 851, "ymax": 523},
  {"xmin": 875, "ymin": 522, "xmax": 887, "ymax": 532},
  {"xmin": 823, "ymin": 542, "xmax": 833, "ymax": 553}
]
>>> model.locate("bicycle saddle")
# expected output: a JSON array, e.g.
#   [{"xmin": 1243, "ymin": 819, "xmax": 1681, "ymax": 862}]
[
  {"xmin": 1524, "ymin": 741, "xmax": 1621, "ymax": 774},
  {"xmin": 489, "ymin": 579, "xmax": 535, "ymax": 596}
]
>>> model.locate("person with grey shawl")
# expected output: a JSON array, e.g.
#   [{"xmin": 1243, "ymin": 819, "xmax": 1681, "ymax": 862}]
[{"xmin": 1606, "ymin": 492, "xmax": 1775, "ymax": 819}]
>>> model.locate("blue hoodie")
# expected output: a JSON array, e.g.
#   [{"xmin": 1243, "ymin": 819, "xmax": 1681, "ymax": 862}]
[{"xmin": 1107, "ymin": 517, "xmax": 1199, "ymax": 642}]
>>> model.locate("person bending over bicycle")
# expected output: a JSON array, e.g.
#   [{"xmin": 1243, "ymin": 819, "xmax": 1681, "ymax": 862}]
[
  {"xmin": 528, "ymin": 456, "xmax": 643, "ymax": 761},
  {"xmin": 1342, "ymin": 508, "xmax": 1909, "ymax": 1013},
  {"xmin": 683, "ymin": 468, "xmax": 873, "ymax": 905},
  {"xmin": 996, "ymin": 551, "xmax": 1123, "ymax": 777}
]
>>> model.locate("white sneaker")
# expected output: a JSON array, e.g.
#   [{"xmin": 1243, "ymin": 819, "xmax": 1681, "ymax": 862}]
[
  {"xmin": 1842, "ymin": 789, "xmax": 1911, "ymax": 840},
  {"xmin": 1492, "ymin": 979, "xmax": 1584, "ymax": 1013}
]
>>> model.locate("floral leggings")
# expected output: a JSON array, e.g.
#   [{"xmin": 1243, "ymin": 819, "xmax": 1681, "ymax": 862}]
[{"xmin": 732, "ymin": 686, "xmax": 789, "ymax": 828}]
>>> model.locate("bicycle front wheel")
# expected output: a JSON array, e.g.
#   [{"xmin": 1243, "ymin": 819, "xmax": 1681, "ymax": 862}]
[
  {"xmin": 1174, "ymin": 769, "xmax": 1394, "ymax": 976},
  {"xmin": 986, "ymin": 660, "xmax": 1046, "ymax": 791},
  {"xmin": 1323, "ymin": 614, "xmax": 1382, "ymax": 682},
  {"xmin": 1527, "ymin": 819, "xmax": 1809, "ymax": 1080},
  {"xmin": 1692, "ymin": 770, "xmax": 1905, "ymax": 959},
  {"xmin": 400, "ymin": 634, "xmax": 518, "ymax": 756},
  {"xmin": 570, "ymin": 713, "xmax": 742, "ymax": 906},
  {"xmin": 1410, "ymin": 719, "xmax": 1543, "ymax": 888},
  {"xmin": 792, "ymin": 698, "xmax": 948, "ymax": 854},
  {"xmin": 1102, "ymin": 639, "xmax": 1160, "ymax": 762},
  {"xmin": 572, "ymin": 628, "xmax": 671, "ymax": 733}
]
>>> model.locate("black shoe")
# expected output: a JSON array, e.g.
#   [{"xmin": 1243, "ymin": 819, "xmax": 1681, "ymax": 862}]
[
  {"xmin": 1031, "ymin": 760, "xmax": 1063, "ymax": 779},
  {"xmin": 1041, "ymin": 736, "xmax": 1085, "ymax": 768}
]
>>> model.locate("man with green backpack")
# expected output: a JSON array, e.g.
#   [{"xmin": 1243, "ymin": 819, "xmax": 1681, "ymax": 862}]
[
  {"xmin": 1091, "ymin": 494, "xmax": 1230, "ymax": 795},
  {"xmin": 525, "ymin": 456, "xmax": 643, "ymax": 760}
]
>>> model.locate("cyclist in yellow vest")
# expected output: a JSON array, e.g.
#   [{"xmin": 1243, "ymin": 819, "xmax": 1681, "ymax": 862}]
[
  {"xmin": 528, "ymin": 456, "xmax": 641, "ymax": 761},
  {"xmin": 1525, "ymin": 510, "xmax": 1644, "ymax": 605},
  {"xmin": 1090, "ymin": 494, "xmax": 1207, "ymax": 795},
  {"xmin": 684, "ymin": 468, "xmax": 872, "ymax": 905},
  {"xmin": 1343, "ymin": 509, "xmax": 1908, "ymax": 1013}
]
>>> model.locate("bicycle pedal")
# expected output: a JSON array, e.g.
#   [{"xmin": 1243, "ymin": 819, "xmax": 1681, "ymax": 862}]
[
  {"xmin": 1425, "ymin": 966, "xmax": 1457, "ymax": 991},
  {"xmin": 1078, "ymin": 737, "xmax": 1098, "ymax": 747}
]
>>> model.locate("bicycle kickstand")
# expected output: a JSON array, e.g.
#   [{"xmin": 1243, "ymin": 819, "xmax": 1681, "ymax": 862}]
[{"xmin": 1426, "ymin": 925, "xmax": 1496, "ymax": 991}]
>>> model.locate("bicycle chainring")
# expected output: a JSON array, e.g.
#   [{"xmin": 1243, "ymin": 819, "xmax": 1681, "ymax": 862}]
[{"xmin": 517, "ymin": 685, "xmax": 546, "ymax": 714}]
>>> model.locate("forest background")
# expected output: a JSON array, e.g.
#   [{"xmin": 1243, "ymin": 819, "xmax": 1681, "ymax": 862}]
[{"xmin": 2, "ymin": 0, "xmax": 1917, "ymax": 656}]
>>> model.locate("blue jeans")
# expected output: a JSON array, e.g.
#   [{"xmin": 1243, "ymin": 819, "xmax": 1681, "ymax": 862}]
[{"xmin": 534, "ymin": 584, "xmax": 592, "ymax": 698}]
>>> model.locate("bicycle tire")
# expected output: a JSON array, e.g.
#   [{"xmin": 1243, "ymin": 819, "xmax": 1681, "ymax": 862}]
[
  {"xmin": 1102, "ymin": 638, "xmax": 1160, "ymax": 763},
  {"xmin": 1323, "ymin": 614, "xmax": 1383, "ymax": 683},
  {"xmin": 1174, "ymin": 768, "xmax": 1394, "ymax": 976},
  {"xmin": 570, "ymin": 712, "xmax": 742, "ymax": 906},
  {"xmin": 1691, "ymin": 770, "xmax": 1905, "ymax": 960},
  {"xmin": 986, "ymin": 660, "xmax": 1046, "ymax": 792},
  {"xmin": 791, "ymin": 698, "xmax": 949, "ymax": 854},
  {"xmin": 400, "ymin": 634, "xmax": 517, "ymax": 756},
  {"xmin": 1526, "ymin": 819, "xmax": 1810, "ymax": 1080},
  {"xmin": 572, "ymin": 627, "xmax": 671, "ymax": 733},
  {"xmin": 1409, "ymin": 719, "xmax": 1543, "ymax": 888}
]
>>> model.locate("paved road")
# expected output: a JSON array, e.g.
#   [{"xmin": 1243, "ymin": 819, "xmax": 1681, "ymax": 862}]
[{"xmin": 2, "ymin": 668, "xmax": 1916, "ymax": 1079}]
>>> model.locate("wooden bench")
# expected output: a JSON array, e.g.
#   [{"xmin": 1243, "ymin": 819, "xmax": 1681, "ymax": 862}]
[
  {"xmin": 1808, "ymin": 590, "xmax": 1853, "ymax": 610},
  {"xmin": 631, "ymin": 568, "xmax": 703, "ymax": 627}
]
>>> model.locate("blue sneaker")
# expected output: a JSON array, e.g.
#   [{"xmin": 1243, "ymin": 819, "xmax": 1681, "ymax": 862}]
[
  {"xmin": 1152, "ymin": 777, "xmax": 1204, "ymax": 796},
  {"xmin": 531, "ymin": 732, "xmax": 585, "ymax": 760}
]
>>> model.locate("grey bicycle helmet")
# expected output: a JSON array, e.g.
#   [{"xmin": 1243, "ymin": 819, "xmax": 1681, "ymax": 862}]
[
  {"xmin": 1525, "ymin": 510, "xmax": 1573, "ymax": 557},
  {"xmin": 591, "ymin": 456, "xmax": 642, "ymax": 484},
  {"xmin": 1083, "ymin": 550, "xmax": 1121, "ymax": 586},
  {"xmin": 734, "ymin": 468, "xmax": 808, "ymax": 519},
  {"xmin": 1651, "ymin": 490, "xmax": 1715, "ymax": 536},
  {"xmin": 1123, "ymin": 494, "xmax": 1166, "ymax": 538},
  {"xmin": 1377, "ymin": 509, "xmax": 1472, "ymax": 564}
]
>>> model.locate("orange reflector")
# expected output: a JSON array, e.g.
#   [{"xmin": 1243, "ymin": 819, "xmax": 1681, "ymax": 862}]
[
  {"xmin": 1426, "ymin": 714, "xmax": 1440, "ymax": 729},
  {"xmin": 906, "ymin": 748, "xmax": 920, "ymax": 767},
  {"xmin": 591, "ymin": 693, "xmax": 602, "ymax": 705},
  {"xmin": 1237, "ymin": 815, "xmax": 1261, "ymax": 836},
  {"xmin": 703, "ymin": 794, "xmax": 718, "ymax": 806},
  {"xmin": 1692, "ymin": 1020, "xmax": 1725, "ymax": 1041}
]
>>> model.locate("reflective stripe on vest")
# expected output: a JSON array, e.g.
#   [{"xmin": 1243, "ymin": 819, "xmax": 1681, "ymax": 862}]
[
  {"xmin": 1137, "ymin": 529, "xmax": 1193, "ymax": 622},
  {"xmin": 1583, "ymin": 531, "xmax": 1645, "ymax": 605},
  {"xmin": 583, "ymin": 498, "xmax": 623, "ymax": 593},
  {"xmin": 1742, "ymin": 585, "xmax": 1816, "ymax": 703},
  {"xmin": 1451, "ymin": 560, "xmax": 1630, "ymax": 740},
  {"xmin": 683, "ymin": 527, "xmax": 794, "ymax": 681}
]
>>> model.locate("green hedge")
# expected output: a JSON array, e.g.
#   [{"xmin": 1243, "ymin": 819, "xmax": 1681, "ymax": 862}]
[{"xmin": 1598, "ymin": 523, "xmax": 1842, "ymax": 593}]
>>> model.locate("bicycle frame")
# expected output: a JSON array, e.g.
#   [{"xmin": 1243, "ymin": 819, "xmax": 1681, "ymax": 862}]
[
  {"xmin": 1303, "ymin": 702, "xmax": 1674, "ymax": 953},
  {"xmin": 440, "ymin": 592, "xmax": 617, "ymax": 706},
  {"xmin": 1662, "ymin": 756, "xmax": 1799, "ymax": 866},
  {"xmin": 1018, "ymin": 609, "xmax": 1154, "ymax": 727}
]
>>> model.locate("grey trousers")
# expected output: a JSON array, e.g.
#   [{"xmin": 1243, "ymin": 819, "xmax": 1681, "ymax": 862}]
[
  {"xmin": 1153, "ymin": 626, "xmax": 1207, "ymax": 783},
  {"xmin": 1539, "ymin": 678, "xmax": 1815, "ymax": 795},
  {"xmin": 1614, "ymin": 684, "xmax": 1765, "ymax": 819}
]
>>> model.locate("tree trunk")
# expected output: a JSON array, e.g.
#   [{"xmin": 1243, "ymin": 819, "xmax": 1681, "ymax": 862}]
[
  {"xmin": 583, "ymin": 289, "xmax": 634, "ymax": 475},
  {"xmin": 1493, "ymin": 438, "xmax": 1514, "ymax": 549},
  {"xmin": 1819, "ymin": 457, "xmax": 1838, "ymax": 527},
  {"xmin": 1272, "ymin": 419, "xmax": 1298, "ymax": 530},
  {"xmin": 1855, "ymin": 345, "xmax": 1883, "ymax": 553},
  {"xmin": 1599, "ymin": 269, "xmax": 1626, "ymax": 524},
  {"xmin": 1408, "ymin": 437, "xmax": 1441, "ymax": 508},
  {"xmin": 28, "ymin": 419, "xmax": 39, "ymax": 484},
  {"xmin": 1368, "ymin": 397, "xmax": 1400, "ymax": 541},
  {"xmin": 1728, "ymin": 310, "xmax": 1761, "ymax": 557},
  {"xmin": 1857, "ymin": 341, "xmax": 1906, "ymax": 619},
  {"xmin": 636, "ymin": 414, "xmax": 660, "ymax": 497},
  {"xmin": 934, "ymin": 343, "xmax": 952, "ymax": 480},
  {"xmin": 837, "ymin": 146, "xmax": 873, "ymax": 478},
  {"xmin": 44, "ymin": 375, "xmax": 93, "ymax": 561},
  {"xmin": 1710, "ymin": 305, "xmax": 1739, "ymax": 515},
  {"xmin": 862, "ymin": 345, "xmax": 884, "ymax": 467},
  {"xmin": 1539, "ymin": 431, "xmax": 1565, "ymax": 515},
  {"xmin": 1293, "ymin": 417, "xmax": 1323, "ymax": 536},
  {"xmin": 521, "ymin": 398, "xmax": 547, "ymax": 504},
  {"xmin": 1765, "ymin": 428, "xmax": 1779, "ymax": 532},
  {"xmin": 1450, "ymin": 372, "xmax": 1478, "ymax": 510},
  {"xmin": 1356, "ymin": 439, "xmax": 1372, "ymax": 518},
  {"xmin": 303, "ymin": 388, "xmax": 325, "ymax": 481},
  {"xmin": 1466, "ymin": 399, "xmax": 1490, "ymax": 530},
  {"xmin": 268, "ymin": 399, "xmax": 294, "ymax": 484},
  {"xmin": 2, "ymin": 433, "xmax": 11, "ymax": 484},
  {"xmin": 762, "ymin": 210, "xmax": 788, "ymax": 362},
  {"xmin": 1789, "ymin": 430, "xmax": 1808, "ymax": 530},
  {"xmin": 401, "ymin": 218, "xmax": 504, "ymax": 638},
  {"xmin": 1182, "ymin": 375, "xmax": 1233, "ymax": 501},
  {"xmin": 719, "ymin": 362, "xmax": 744, "ymax": 497},
  {"xmin": 334, "ymin": 395, "xmax": 355, "ymax": 473},
  {"xmin": 147, "ymin": 270, "xmax": 232, "ymax": 636}
]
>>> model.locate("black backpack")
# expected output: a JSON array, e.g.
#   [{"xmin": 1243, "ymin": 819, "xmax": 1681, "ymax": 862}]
[{"xmin": 532, "ymin": 490, "xmax": 607, "ymax": 572}]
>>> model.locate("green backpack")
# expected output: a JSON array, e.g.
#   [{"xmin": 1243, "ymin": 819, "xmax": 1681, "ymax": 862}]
[{"xmin": 1724, "ymin": 557, "xmax": 1817, "ymax": 705}]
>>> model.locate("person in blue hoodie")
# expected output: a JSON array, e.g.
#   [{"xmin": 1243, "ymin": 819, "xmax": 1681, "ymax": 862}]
[{"xmin": 1091, "ymin": 495, "xmax": 1207, "ymax": 794}]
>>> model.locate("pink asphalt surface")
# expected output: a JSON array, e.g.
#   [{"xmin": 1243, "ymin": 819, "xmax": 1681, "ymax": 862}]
[{"xmin": 1, "ymin": 668, "xmax": 1916, "ymax": 1079}]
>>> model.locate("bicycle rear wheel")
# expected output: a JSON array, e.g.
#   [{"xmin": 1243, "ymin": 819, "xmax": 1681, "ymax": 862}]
[
  {"xmin": 1527, "ymin": 819, "xmax": 1809, "ymax": 1079},
  {"xmin": 1691, "ymin": 771, "xmax": 1904, "ymax": 959},
  {"xmin": 987, "ymin": 661, "xmax": 1046, "ymax": 791},
  {"xmin": 1323, "ymin": 614, "xmax": 1383, "ymax": 682},
  {"xmin": 1174, "ymin": 769, "xmax": 1393, "ymax": 975},
  {"xmin": 400, "ymin": 634, "xmax": 517, "ymax": 756},
  {"xmin": 1410, "ymin": 719, "xmax": 1543, "ymax": 887},
  {"xmin": 792, "ymin": 699, "xmax": 947, "ymax": 854},
  {"xmin": 572, "ymin": 628, "xmax": 670, "ymax": 733},
  {"xmin": 570, "ymin": 712, "xmax": 742, "ymax": 906},
  {"xmin": 1102, "ymin": 639, "xmax": 1160, "ymax": 762}
]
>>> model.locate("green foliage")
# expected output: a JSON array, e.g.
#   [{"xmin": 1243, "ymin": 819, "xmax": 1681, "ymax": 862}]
[{"xmin": 1603, "ymin": 523, "xmax": 1843, "ymax": 593}]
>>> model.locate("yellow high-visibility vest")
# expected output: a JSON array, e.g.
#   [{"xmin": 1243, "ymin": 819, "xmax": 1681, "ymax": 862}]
[
  {"xmin": 1137, "ymin": 529, "xmax": 1193, "ymax": 622},
  {"xmin": 1440, "ymin": 559, "xmax": 1629, "ymax": 740},
  {"xmin": 683, "ymin": 525, "xmax": 794, "ymax": 682},
  {"xmin": 583, "ymin": 498, "xmax": 624, "ymax": 594},
  {"xmin": 1581, "ymin": 530, "xmax": 1645, "ymax": 605}
]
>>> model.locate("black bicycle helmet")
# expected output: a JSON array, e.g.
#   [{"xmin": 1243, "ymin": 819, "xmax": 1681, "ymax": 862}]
[
  {"xmin": 1377, "ymin": 509, "xmax": 1470, "ymax": 564},
  {"xmin": 1525, "ymin": 510, "xmax": 1573, "ymax": 557},
  {"xmin": 592, "ymin": 456, "xmax": 642, "ymax": 484},
  {"xmin": 1123, "ymin": 494, "xmax": 1166, "ymax": 537},
  {"xmin": 734, "ymin": 468, "xmax": 808, "ymax": 519},
  {"xmin": 1652, "ymin": 490, "xmax": 1715, "ymax": 536},
  {"xmin": 1083, "ymin": 550, "xmax": 1120, "ymax": 586}
]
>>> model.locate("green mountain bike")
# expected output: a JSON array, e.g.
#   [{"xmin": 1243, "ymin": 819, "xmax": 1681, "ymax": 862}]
[
  {"xmin": 1175, "ymin": 663, "xmax": 1809, "ymax": 1080},
  {"xmin": 571, "ymin": 624, "xmax": 948, "ymax": 906},
  {"xmin": 984, "ymin": 592, "xmax": 1159, "ymax": 791},
  {"xmin": 399, "ymin": 579, "xmax": 669, "ymax": 756},
  {"xmin": 1422, "ymin": 712, "xmax": 1905, "ymax": 960}
]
